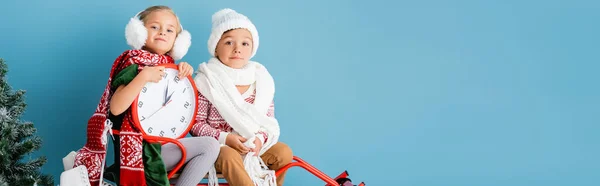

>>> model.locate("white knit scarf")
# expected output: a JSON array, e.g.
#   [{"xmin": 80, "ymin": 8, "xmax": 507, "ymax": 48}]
[{"xmin": 194, "ymin": 58, "xmax": 280, "ymax": 186}]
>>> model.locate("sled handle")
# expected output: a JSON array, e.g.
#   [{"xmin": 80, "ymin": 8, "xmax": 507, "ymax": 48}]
[
  {"xmin": 144, "ymin": 135, "xmax": 186, "ymax": 179},
  {"xmin": 276, "ymin": 156, "xmax": 338, "ymax": 185}
]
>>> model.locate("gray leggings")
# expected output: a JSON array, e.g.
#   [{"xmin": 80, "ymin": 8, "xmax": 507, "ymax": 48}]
[{"xmin": 161, "ymin": 136, "xmax": 220, "ymax": 186}]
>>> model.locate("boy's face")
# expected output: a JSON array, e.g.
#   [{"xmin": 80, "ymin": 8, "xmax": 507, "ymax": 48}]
[
  {"xmin": 143, "ymin": 10, "xmax": 178, "ymax": 55},
  {"xmin": 215, "ymin": 29, "xmax": 253, "ymax": 69}
]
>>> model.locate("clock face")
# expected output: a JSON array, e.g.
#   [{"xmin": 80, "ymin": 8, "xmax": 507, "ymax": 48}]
[{"xmin": 131, "ymin": 64, "xmax": 198, "ymax": 139}]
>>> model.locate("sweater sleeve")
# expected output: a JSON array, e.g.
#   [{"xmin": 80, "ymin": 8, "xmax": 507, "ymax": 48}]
[
  {"xmin": 189, "ymin": 92, "xmax": 230, "ymax": 145},
  {"xmin": 267, "ymin": 100, "xmax": 275, "ymax": 118},
  {"xmin": 256, "ymin": 100, "xmax": 275, "ymax": 144},
  {"xmin": 111, "ymin": 64, "xmax": 138, "ymax": 90}
]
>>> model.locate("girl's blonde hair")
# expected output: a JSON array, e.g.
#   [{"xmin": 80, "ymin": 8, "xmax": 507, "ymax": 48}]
[{"xmin": 138, "ymin": 5, "xmax": 182, "ymax": 33}]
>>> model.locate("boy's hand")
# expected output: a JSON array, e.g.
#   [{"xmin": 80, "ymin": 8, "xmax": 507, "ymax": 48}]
[
  {"xmin": 226, "ymin": 134, "xmax": 249, "ymax": 154},
  {"xmin": 139, "ymin": 66, "xmax": 165, "ymax": 83},
  {"xmin": 251, "ymin": 137, "xmax": 263, "ymax": 156},
  {"xmin": 178, "ymin": 62, "xmax": 193, "ymax": 78}
]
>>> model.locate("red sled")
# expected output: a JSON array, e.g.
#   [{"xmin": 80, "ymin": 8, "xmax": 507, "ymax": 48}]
[
  {"xmin": 184, "ymin": 156, "xmax": 365, "ymax": 186},
  {"xmin": 105, "ymin": 130, "xmax": 365, "ymax": 185}
]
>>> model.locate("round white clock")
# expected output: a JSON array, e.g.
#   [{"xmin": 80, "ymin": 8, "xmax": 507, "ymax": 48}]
[{"xmin": 131, "ymin": 63, "xmax": 198, "ymax": 139}]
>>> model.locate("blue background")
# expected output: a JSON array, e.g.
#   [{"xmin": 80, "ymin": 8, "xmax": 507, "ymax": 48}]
[{"xmin": 1, "ymin": 0, "xmax": 599, "ymax": 185}]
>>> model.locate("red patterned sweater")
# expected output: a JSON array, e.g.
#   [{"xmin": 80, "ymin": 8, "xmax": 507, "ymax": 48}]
[{"xmin": 190, "ymin": 83, "xmax": 274, "ymax": 145}]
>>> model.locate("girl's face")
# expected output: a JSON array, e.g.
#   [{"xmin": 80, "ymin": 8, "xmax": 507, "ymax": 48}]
[
  {"xmin": 215, "ymin": 29, "xmax": 253, "ymax": 69},
  {"xmin": 142, "ymin": 10, "xmax": 179, "ymax": 55}
]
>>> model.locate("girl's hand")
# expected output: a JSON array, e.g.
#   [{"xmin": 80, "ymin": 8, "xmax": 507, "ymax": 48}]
[
  {"xmin": 178, "ymin": 62, "xmax": 194, "ymax": 78},
  {"xmin": 139, "ymin": 66, "xmax": 165, "ymax": 83},
  {"xmin": 225, "ymin": 134, "xmax": 249, "ymax": 154}
]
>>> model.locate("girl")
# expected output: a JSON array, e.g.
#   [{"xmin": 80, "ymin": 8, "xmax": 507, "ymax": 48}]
[
  {"xmin": 191, "ymin": 8, "xmax": 293, "ymax": 186},
  {"xmin": 73, "ymin": 5, "xmax": 220, "ymax": 186}
]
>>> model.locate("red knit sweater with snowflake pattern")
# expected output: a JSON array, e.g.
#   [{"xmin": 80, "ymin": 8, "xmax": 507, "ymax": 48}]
[{"xmin": 189, "ymin": 84, "xmax": 273, "ymax": 145}]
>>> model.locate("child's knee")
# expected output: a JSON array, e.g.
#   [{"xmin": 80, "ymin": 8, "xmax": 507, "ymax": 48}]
[
  {"xmin": 277, "ymin": 143, "xmax": 293, "ymax": 164},
  {"xmin": 206, "ymin": 138, "xmax": 220, "ymax": 151},
  {"xmin": 205, "ymin": 138, "xmax": 221, "ymax": 160},
  {"xmin": 267, "ymin": 142, "xmax": 293, "ymax": 166}
]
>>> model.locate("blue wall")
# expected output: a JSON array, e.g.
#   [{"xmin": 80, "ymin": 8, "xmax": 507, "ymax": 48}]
[{"xmin": 1, "ymin": 0, "xmax": 599, "ymax": 185}]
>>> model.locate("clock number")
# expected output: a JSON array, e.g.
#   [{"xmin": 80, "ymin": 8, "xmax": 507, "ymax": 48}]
[
  {"xmin": 140, "ymin": 116, "xmax": 146, "ymax": 121},
  {"xmin": 138, "ymin": 101, "xmax": 143, "ymax": 108},
  {"xmin": 142, "ymin": 87, "xmax": 147, "ymax": 93},
  {"xmin": 171, "ymin": 127, "xmax": 176, "ymax": 133},
  {"xmin": 180, "ymin": 116, "xmax": 185, "ymax": 122},
  {"xmin": 148, "ymin": 127, "xmax": 153, "ymax": 133},
  {"xmin": 159, "ymin": 131, "xmax": 164, "ymax": 137},
  {"xmin": 174, "ymin": 76, "xmax": 180, "ymax": 83},
  {"xmin": 182, "ymin": 88, "xmax": 186, "ymax": 93},
  {"xmin": 184, "ymin": 101, "xmax": 190, "ymax": 109}
]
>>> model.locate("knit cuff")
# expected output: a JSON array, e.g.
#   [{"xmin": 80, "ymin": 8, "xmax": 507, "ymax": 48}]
[
  {"xmin": 256, "ymin": 135, "xmax": 265, "ymax": 145},
  {"xmin": 218, "ymin": 132, "xmax": 229, "ymax": 145},
  {"xmin": 256, "ymin": 131, "xmax": 268, "ymax": 144}
]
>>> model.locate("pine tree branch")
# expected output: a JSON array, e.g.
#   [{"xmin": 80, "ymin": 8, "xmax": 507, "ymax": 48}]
[
  {"xmin": 0, "ymin": 58, "xmax": 7, "ymax": 78},
  {"xmin": 0, "ymin": 175, "xmax": 8, "ymax": 186},
  {"xmin": 5, "ymin": 157, "xmax": 47, "ymax": 185},
  {"xmin": 11, "ymin": 136, "xmax": 42, "ymax": 161},
  {"xmin": 0, "ymin": 121, "xmax": 18, "ymax": 142},
  {"xmin": 13, "ymin": 157, "xmax": 47, "ymax": 175},
  {"xmin": 15, "ymin": 121, "xmax": 36, "ymax": 143},
  {"xmin": 34, "ymin": 174, "xmax": 54, "ymax": 186},
  {"xmin": 25, "ymin": 168, "xmax": 54, "ymax": 186},
  {"xmin": 0, "ymin": 90, "xmax": 26, "ymax": 118},
  {"xmin": 0, "ymin": 138, "xmax": 10, "ymax": 166}
]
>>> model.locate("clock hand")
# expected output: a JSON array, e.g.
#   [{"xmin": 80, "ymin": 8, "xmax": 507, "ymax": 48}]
[
  {"xmin": 147, "ymin": 106, "xmax": 162, "ymax": 120},
  {"xmin": 166, "ymin": 90, "xmax": 175, "ymax": 104},
  {"xmin": 147, "ymin": 100, "xmax": 172, "ymax": 120},
  {"xmin": 164, "ymin": 80, "xmax": 169, "ymax": 106},
  {"xmin": 149, "ymin": 84, "xmax": 182, "ymax": 120},
  {"xmin": 165, "ymin": 85, "xmax": 184, "ymax": 106}
]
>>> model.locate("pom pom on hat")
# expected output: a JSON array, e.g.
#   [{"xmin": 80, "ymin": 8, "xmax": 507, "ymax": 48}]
[{"xmin": 207, "ymin": 8, "xmax": 259, "ymax": 58}]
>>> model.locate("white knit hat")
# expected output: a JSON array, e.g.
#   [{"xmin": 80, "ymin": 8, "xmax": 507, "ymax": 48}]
[{"xmin": 208, "ymin": 8, "xmax": 259, "ymax": 58}]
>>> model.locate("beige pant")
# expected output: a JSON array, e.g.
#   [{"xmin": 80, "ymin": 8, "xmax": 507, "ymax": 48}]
[{"xmin": 215, "ymin": 142, "xmax": 293, "ymax": 186}]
